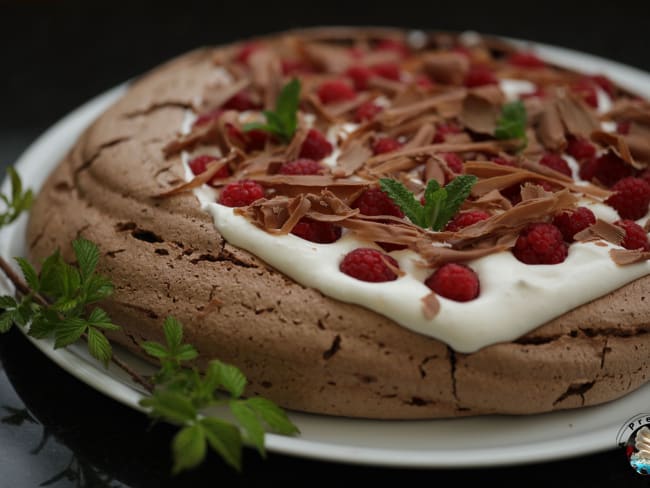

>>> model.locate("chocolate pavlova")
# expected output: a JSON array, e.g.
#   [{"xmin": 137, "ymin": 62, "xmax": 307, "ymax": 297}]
[{"xmin": 27, "ymin": 27, "xmax": 650, "ymax": 418}]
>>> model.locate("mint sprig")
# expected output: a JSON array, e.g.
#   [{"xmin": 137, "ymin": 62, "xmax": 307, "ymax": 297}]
[
  {"xmin": 495, "ymin": 100, "xmax": 528, "ymax": 148},
  {"xmin": 140, "ymin": 318, "xmax": 299, "ymax": 472},
  {"xmin": 379, "ymin": 175, "xmax": 478, "ymax": 231},
  {"xmin": 243, "ymin": 78, "xmax": 300, "ymax": 143},
  {"xmin": 0, "ymin": 167, "xmax": 33, "ymax": 228},
  {"xmin": 1, "ymin": 238, "xmax": 118, "ymax": 366}
]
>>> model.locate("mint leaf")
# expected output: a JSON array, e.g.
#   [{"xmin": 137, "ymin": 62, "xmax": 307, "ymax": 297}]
[
  {"xmin": 379, "ymin": 179, "xmax": 426, "ymax": 227},
  {"xmin": 0, "ymin": 167, "xmax": 33, "ymax": 228},
  {"xmin": 72, "ymin": 238, "xmax": 99, "ymax": 281},
  {"xmin": 87, "ymin": 327, "xmax": 112, "ymax": 367},
  {"xmin": 209, "ymin": 360, "xmax": 247, "ymax": 398},
  {"xmin": 495, "ymin": 101, "xmax": 527, "ymax": 146},
  {"xmin": 243, "ymin": 78, "xmax": 300, "ymax": 143},
  {"xmin": 380, "ymin": 175, "xmax": 478, "ymax": 231},
  {"xmin": 245, "ymin": 397, "xmax": 299, "ymax": 436},
  {"xmin": 141, "ymin": 341, "xmax": 168, "ymax": 359},
  {"xmin": 140, "ymin": 389, "xmax": 198, "ymax": 425},
  {"xmin": 172, "ymin": 423, "xmax": 206, "ymax": 474},
  {"xmin": 229, "ymin": 400, "xmax": 266, "ymax": 456},
  {"xmin": 53, "ymin": 317, "xmax": 86, "ymax": 348},
  {"xmin": 163, "ymin": 316, "xmax": 183, "ymax": 349},
  {"xmin": 14, "ymin": 257, "xmax": 39, "ymax": 291},
  {"xmin": 432, "ymin": 175, "xmax": 478, "ymax": 231},
  {"xmin": 200, "ymin": 417, "xmax": 243, "ymax": 471}
]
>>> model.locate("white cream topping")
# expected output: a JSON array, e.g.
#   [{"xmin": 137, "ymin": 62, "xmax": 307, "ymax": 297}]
[
  {"xmin": 182, "ymin": 73, "xmax": 650, "ymax": 353},
  {"xmin": 635, "ymin": 426, "xmax": 650, "ymax": 457}
]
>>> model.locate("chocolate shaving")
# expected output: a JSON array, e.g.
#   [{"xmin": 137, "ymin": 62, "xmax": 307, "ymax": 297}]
[
  {"xmin": 574, "ymin": 219, "xmax": 625, "ymax": 245},
  {"xmin": 465, "ymin": 161, "xmax": 610, "ymax": 199},
  {"xmin": 302, "ymin": 42, "xmax": 353, "ymax": 73},
  {"xmin": 591, "ymin": 130, "xmax": 644, "ymax": 169},
  {"xmin": 200, "ymin": 78, "xmax": 250, "ymax": 112},
  {"xmin": 424, "ymin": 156, "xmax": 448, "ymax": 186},
  {"xmin": 367, "ymin": 141, "xmax": 514, "ymax": 168},
  {"xmin": 156, "ymin": 151, "xmax": 239, "ymax": 197},
  {"xmin": 415, "ymin": 240, "xmax": 514, "ymax": 267},
  {"xmin": 421, "ymin": 292, "xmax": 441, "ymax": 320},
  {"xmin": 284, "ymin": 124, "xmax": 310, "ymax": 160},
  {"xmin": 609, "ymin": 248, "xmax": 650, "ymax": 265},
  {"xmin": 334, "ymin": 138, "xmax": 373, "ymax": 177},
  {"xmin": 378, "ymin": 88, "xmax": 467, "ymax": 127},
  {"xmin": 556, "ymin": 90, "xmax": 599, "ymax": 137},
  {"xmin": 459, "ymin": 88, "xmax": 501, "ymax": 135},
  {"xmin": 401, "ymin": 123, "xmax": 436, "ymax": 150},
  {"xmin": 536, "ymin": 99, "xmax": 566, "ymax": 151},
  {"xmin": 605, "ymin": 99, "xmax": 650, "ymax": 125},
  {"xmin": 422, "ymin": 52, "xmax": 469, "ymax": 85},
  {"xmin": 472, "ymin": 189, "xmax": 512, "ymax": 211}
]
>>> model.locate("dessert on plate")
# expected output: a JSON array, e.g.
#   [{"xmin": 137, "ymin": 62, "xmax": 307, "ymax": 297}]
[{"xmin": 26, "ymin": 27, "xmax": 650, "ymax": 418}]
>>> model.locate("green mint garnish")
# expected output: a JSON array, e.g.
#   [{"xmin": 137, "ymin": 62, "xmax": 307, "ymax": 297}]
[
  {"xmin": 379, "ymin": 175, "xmax": 478, "ymax": 231},
  {"xmin": 495, "ymin": 100, "xmax": 528, "ymax": 148},
  {"xmin": 0, "ymin": 167, "xmax": 33, "ymax": 228},
  {"xmin": 243, "ymin": 78, "xmax": 301, "ymax": 143},
  {"xmin": 1, "ymin": 236, "xmax": 300, "ymax": 473},
  {"xmin": 140, "ymin": 317, "xmax": 299, "ymax": 472}
]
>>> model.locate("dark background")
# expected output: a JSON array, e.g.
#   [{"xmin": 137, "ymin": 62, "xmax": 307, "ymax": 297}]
[{"xmin": 2, "ymin": 1, "xmax": 650, "ymax": 486}]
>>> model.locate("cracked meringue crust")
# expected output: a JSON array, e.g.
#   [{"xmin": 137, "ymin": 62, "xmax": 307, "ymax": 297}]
[{"xmin": 26, "ymin": 29, "xmax": 650, "ymax": 418}]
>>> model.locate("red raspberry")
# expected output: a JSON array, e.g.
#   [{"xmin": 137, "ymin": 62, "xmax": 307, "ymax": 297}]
[
  {"xmin": 225, "ymin": 124, "xmax": 246, "ymax": 146},
  {"xmin": 589, "ymin": 74, "xmax": 616, "ymax": 98},
  {"xmin": 580, "ymin": 152, "xmax": 633, "ymax": 187},
  {"xmin": 605, "ymin": 177, "xmax": 650, "ymax": 220},
  {"xmin": 552, "ymin": 207, "xmax": 596, "ymax": 242},
  {"xmin": 508, "ymin": 52, "xmax": 545, "ymax": 69},
  {"xmin": 445, "ymin": 210, "xmax": 490, "ymax": 232},
  {"xmin": 188, "ymin": 155, "xmax": 230, "ymax": 179},
  {"xmin": 299, "ymin": 129, "xmax": 333, "ymax": 160},
  {"xmin": 614, "ymin": 219, "xmax": 650, "ymax": 250},
  {"xmin": 578, "ymin": 157, "xmax": 598, "ymax": 182},
  {"xmin": 291, "ymin": 218, "xmax": 341, "ymax": 244},
  {"xmin": 372, "ymin": 137, "xmax": 402, "ymax": 155},
  {"xmin": 491, "ymin": 156, "xmax": 516, "ymax": 167},
  {"xmin": 433, "ymin": 122, "xmax": 462, "ymax": 143},
  {"xmin": 218, "ymin": 180, "xmax": 265, "ymax": 207},
  {"xmin": 425, "ymin": 263, "xmax": 480, "ymax": 301},
  {"xmin": 442, "ymin": 152, "xmax": 463, "ymax": 173},
  {"xmin": 193, "ymin": 108, "xmax": 223, "ymax": 128},
  {"xmin": 245, "ymin": 129, "xmax": 270, "ymax": 151},
  {"xmin": 222, "ymin": 91, "xmax": 261, "ymax": 111},
  {"xmin": 346, "ymin": 66, "xmax": 373, "ymax": 90},
  {"xmin": 539, "ymin": 153, "xmax": 572, "ymax": 177},
  {"xmin": 566, "ymin": 137, "xmax": 596, "ymax": 161},
  {"xmin": 640, "ymin": 168, "xmax": 650, "ymax": 185},
  {"xmin": 281, "ymin": 59, "xmax": 312, "ymax": 75},
  {"xmin": 375, "ymin": 38, "xmax": 410, "ymax": 58},
  {"xmin": 235, "ymin": 43, "xmax": 260, "ymax": 64},
  {"xmin": 278, "ymin": 158, "xmax": 323, "ymax": 175},
  {"xmin": 513, "ymin": 223, "xmax": 568, "ymax": 265},
  {"xmin": 339, "ymin": 248, "xmax": 400, "ymax": 282},
  {"xmin": 464, "ymin": 65, "xmax": 498, "ymax": 88},
  {"xmin": 354, "ymin": 101, "xmax": 382, "ymax": 122},
  {"xmin": 452, "ymin": 45, "xmax": 472, "ymax": 58},
  {"xmin": 353, "ymin": 187, "xmax": 404, "ymax": 218},
  {"xmin": 415, "ymin": 74, "xmax": 435, "ymax": 90},
  {"xmin": 571, "ymin": 78, "xmax": 598, "ymax": 109},
  {"xmin": 617, "ymin": 120, "xmax": 631, "ymax": 135},
  {"xmin": 371, "ymin": 62, "xmax": 401, "ymax": 81},
  {"xmin": 317, "ymin": 80, "xmax": 356, "ymax": 105}
]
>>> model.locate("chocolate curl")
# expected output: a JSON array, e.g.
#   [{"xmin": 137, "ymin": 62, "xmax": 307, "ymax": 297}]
[
  {"xmin": 156, "ymin": 151, "xmax": 240, "ymax": 198},
  {"xmin": 591, "ymin": 130, "xmax": 646, "ymax": 170},
  {"xmin": 421, "ymin": 293, "xmax": 441, "ymax": 320},
  {"xmin": 464, "ymin": 161, "xmax": 611, "ymax": 199},
  {"xmin": 610, "ymin": 249, "xmax": 650, "ymax": 265},
  {"xmin": 573, "ymin": 219, "xmax": 625, "ymax": 245},
  {"xmin": 333, "ymin": 139, "xmax": 373, "ymax": 177},
  {"xmin": 377, "ymin": 88, "xmax": 467, "ymax": 127}
]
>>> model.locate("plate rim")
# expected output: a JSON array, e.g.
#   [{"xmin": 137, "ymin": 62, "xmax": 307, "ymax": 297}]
[{"xmin": 2, "ymin": 34, "xmax": 650, "ymax": 468}]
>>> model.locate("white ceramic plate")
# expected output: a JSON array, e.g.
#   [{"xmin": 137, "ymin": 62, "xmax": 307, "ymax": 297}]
[{"xmin": 1, "ymin": 38, "xmax": 650, "ymax": 468}]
